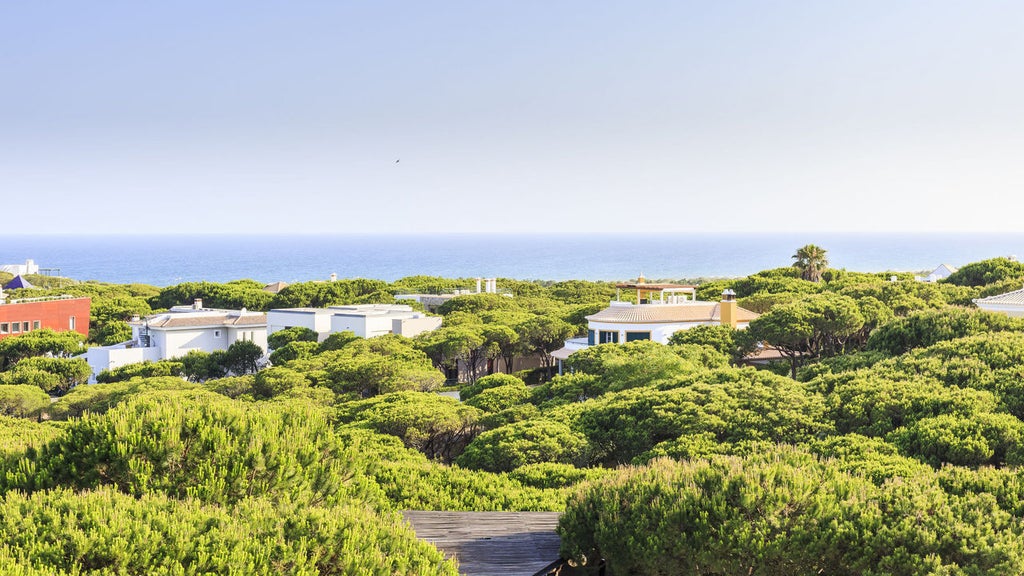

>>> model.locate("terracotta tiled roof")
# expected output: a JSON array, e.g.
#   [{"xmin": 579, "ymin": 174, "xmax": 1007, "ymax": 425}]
[
  {"xmin": 975, "ymin": 287, "xmax": 1024, "ymax": 306},
  {"xmin": 586, "ymin": 302, "xmax": 758, "ymax": 324}
]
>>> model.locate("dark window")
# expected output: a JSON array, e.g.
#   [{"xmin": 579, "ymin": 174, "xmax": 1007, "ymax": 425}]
[
  {"xmin": 22, "ymin": 322, "xmax": 29, "ymax": 332},
  {"xmin": 587, "ymin": 330, "xmax": 595, "ymax": 346},
  {"xmin": 625, "ymin": 331, "xmax": 651, "ymax": 342},
  {"xmin": 11, "ymin": 323, "xmax": 20, "ymax": 334},
  {"xmin": 599, "ymin": 330, "xmax": 619, "ymax": 344},
  {"xmin": 0, "ymin": 323, "xmax": 7, "ymax": 334},
  {"xmin": 32, "ymin": 321, "xmax": 40, "ymax": 330}
]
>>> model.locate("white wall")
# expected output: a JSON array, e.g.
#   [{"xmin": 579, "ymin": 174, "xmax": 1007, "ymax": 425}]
[
  {"xmin": 392, "ymin": 316, "xmax": 443, "ymax": 338},
  {"xmin": 86, "ymin": 345, "xmax": 162, "ymax": 382},
  {"xmin": 330, "ymin": 315, "xmax": 371, "ymax": 337},
  {"xmin": 266, "ymin": 310, "xmax": 334, "ymax": 338},
  {"xmin": 227, "ymin": 326, "xmax": 268, "ymax": 350}
]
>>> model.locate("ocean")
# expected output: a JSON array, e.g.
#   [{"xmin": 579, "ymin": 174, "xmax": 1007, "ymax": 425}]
[{"xmin": 0, "ymin": 233, "xmax": 1022, "ymax": 287}]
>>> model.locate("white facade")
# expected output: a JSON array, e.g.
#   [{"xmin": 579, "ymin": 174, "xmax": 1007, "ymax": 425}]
[
  {"xmin": 85, "ymin": 302, "xmax": 267, "ymax": 380},
  {"xmin": 267, "ymin": 304, "xmax": 442, "ymax": 343},
  {"xmin": 0, "ymin": 259, "xmax": 39, "ymax": 276},
  {"xmin": 916, "ymin": 264, "xmax": 958, "ymax": 283}
]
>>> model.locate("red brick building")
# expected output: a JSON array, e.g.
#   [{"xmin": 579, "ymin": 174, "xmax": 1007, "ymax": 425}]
[{"xmin": 0, "ymin": 296, "xmax": 91, "ymax": 340}]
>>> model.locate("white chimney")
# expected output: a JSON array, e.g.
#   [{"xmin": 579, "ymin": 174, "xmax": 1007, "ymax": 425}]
[
  {"xmin": 476, "ymin": 278, "xmax": 482, "ymax": 293},
  {"xmin": 193, "ymin": 298, "xmax": 203, "ymax": 310},
  {"xmin": 330, "ymin": 273, "xmax": 338, "ymax": 282}
]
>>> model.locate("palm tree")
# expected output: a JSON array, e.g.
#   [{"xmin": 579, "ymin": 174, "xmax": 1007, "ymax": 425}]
[{"xmin": 792, "ymin": 244, "xmax": 828, "ymax": 282}]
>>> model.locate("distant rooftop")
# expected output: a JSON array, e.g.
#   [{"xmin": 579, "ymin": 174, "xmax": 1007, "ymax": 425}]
[{"xmin": 974, "ymin": 286, "xmax": 1024, "ymax": 306}]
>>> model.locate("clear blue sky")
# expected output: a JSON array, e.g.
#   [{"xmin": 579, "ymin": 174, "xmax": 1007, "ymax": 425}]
[{"xmin": 3, "ymin": 1, "xmax": 1023, "ymax": 234}]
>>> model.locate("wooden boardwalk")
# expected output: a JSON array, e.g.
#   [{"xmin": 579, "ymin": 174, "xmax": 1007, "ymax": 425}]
[{"xmin": 402, "ymin": 511, "xmax": 563, "ymax": 576}]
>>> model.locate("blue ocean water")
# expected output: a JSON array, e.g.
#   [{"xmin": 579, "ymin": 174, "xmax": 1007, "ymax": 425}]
[{"xmin": 0, "ymin": 233, "xmax": 1022, "ymax": 287}]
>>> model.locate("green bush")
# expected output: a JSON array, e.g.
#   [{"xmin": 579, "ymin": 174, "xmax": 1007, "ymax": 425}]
[
  {"xmin": 457, "ymin": 419, "xmax": 589, "ymax": 472},
  {"xmin": 0, "ymin": 384, "xmax": 51, "ymax": 418},
  {"xmin": 559, "ymin": 450, "xmax": 1024, "ymax": 576},
  {"xmin": 0, "ymin": 487, "xmax": 457, "ymax": 575}
]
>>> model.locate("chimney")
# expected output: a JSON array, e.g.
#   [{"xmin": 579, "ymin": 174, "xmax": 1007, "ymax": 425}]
[
  {"xmin": 720, "ymin": 289, "xmax": 737, "ymax": 328},
  {"xmin": 193, "ymin": 298, "xmax": 203, "ymax": 310},
  {"xmin": 476, "ymin": 278, "xmax": 482, "ymax": 293},
  {"xmin": 329, "ymin": 273, "xmax": 337, "ymax": 283}
]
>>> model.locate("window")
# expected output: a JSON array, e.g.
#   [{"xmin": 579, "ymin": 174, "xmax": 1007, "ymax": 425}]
[
  {"xmin": 22, "ymin": 322, "xmax": 29, "ymax": 333},
  {"xmin": 598, "ymin": 330, "xmax": 619, "ymax": 344},
  {"xmin": 11, "ymin": 322, "xmax": 20, "ymax": 334},
  {"xmin": 0, "ymin": 323, "xmax": 7, "ymax": 334},
  {"xmin": 625, "ymin": 331, "xmax": 651, "ymax": 342},
  {"xmin": 32, "ymin": 321, "xmax": 40, "ymax": 330},
  {"xmin": 587, "ymin": 330, "xmax": 595, "ymax": 346},
  {"xmin": 214, "ymin": 330, "xmax": 222, "ymax": 338},
  {"xmin": 69, "ymin": 316, "xmax": 76, "ymax": 330}
]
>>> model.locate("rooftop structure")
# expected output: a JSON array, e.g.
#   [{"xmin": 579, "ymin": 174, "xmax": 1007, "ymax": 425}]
[
  {"xmin": 3, "ymin": 275, "xmax": 35, "ymax": 290},
  {"xmin": 396, "ymin": 277, "xmax": 508, "ymax": 312},
  {"xmin": 615, "ymin": 276, "xmax": 698, "ymax": 304},
  {"xmin": 263, "ymin": 281, "xmax": 288, "ymax": 294},
  {"xmin": 974, "ymin": 286, "xmax": 1024, "ymax": 317}
]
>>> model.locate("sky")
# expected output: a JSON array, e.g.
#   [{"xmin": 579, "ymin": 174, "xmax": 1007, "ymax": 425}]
[{"xmin": 2, "ymin": 1, "xmax": 1024, "ymax": 235}]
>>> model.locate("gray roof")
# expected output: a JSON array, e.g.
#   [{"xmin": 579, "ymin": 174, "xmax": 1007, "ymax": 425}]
[
  {"xmin": 402, "ymin": 511, "xmax": 562, "ymax": 576},
  {"xmin": 975, "ymin": 287, "xmax": 1024, "ymax": 306}
]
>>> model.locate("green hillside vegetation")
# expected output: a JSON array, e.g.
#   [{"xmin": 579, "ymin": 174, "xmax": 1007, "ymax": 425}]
[{"xmin": 4, "ymin": 259, "xmax": 1024, "ymax": 572}]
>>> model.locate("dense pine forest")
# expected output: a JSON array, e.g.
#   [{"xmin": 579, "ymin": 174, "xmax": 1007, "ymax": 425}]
[{"xmin": 2, "ymin": 256, "xmax": 1024, "ymax": 574}]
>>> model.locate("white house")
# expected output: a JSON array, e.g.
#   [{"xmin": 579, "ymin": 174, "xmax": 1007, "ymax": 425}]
[
  {"xmin": 973, "ymin": 286, "xmax": 1024, "ymax": 318},
  {"xmin": 551, "ymin": 284, "xmax": 759, "ymax": 370},
  {"xmin": 86, "ymin": 299, "xmax": 267, "ymax": 379},
  {"xmin": 0, "ymin": 259, "xmax": 39, "ymax": 276},
  {"xmin": 916, "ymin": 264, "xmax": 958, "ymax": 283},
  {"xmin": 266, "ymin": 303, "xmax": 441, "ymax": 343}
]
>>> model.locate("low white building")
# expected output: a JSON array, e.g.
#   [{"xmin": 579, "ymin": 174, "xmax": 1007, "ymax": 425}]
[
  {"xmin": 973, "ymin": 287, "xmax": 1024, "ymax": 318},
  {"xmin": 0, "ymin": 259, "xmax": 39, "ymax": 276},
  {"xmin": 551, "ymin": 285, "xmax": 759, "ymax": 370},
  {"xmin": 87, "ymin": 299, "xmax": 267, "ymax": 379},
  {"xmin": 266, "ymin": 304, "xmax": 441, "ymax": 343}
]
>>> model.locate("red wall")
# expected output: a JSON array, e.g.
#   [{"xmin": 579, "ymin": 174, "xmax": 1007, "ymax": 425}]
[{"xmin": 0, "ymin": 297, "xmax": 91, "ymax": 340}]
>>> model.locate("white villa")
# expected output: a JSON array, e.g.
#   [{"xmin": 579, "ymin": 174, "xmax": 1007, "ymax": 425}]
[
  {"xmin": 973, "ymin": 287, "xmax": 1024, "ymax": 318},
  {"xmin": 0, "ymin": 259, "xmax": 39, "ymax": 276},
  {"xmin": 916, "ymin": 264, "xmax": 958, "ymax": 283},
  {"xmin": 266, "ymin": 303, "xmax": 441, "ymax": 343},
  {"xmin": 86, "ymin": 299, "xmax": 267, "ymax": 379},
  {"xmin": 551, "ymin": 281, "xmax": 759, "ymax": 370}
]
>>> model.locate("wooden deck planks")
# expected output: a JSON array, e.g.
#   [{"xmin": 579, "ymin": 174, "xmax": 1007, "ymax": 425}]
[{"xmin": 402, "ymin": 511, "xmax": 563, "ymax": 576}]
